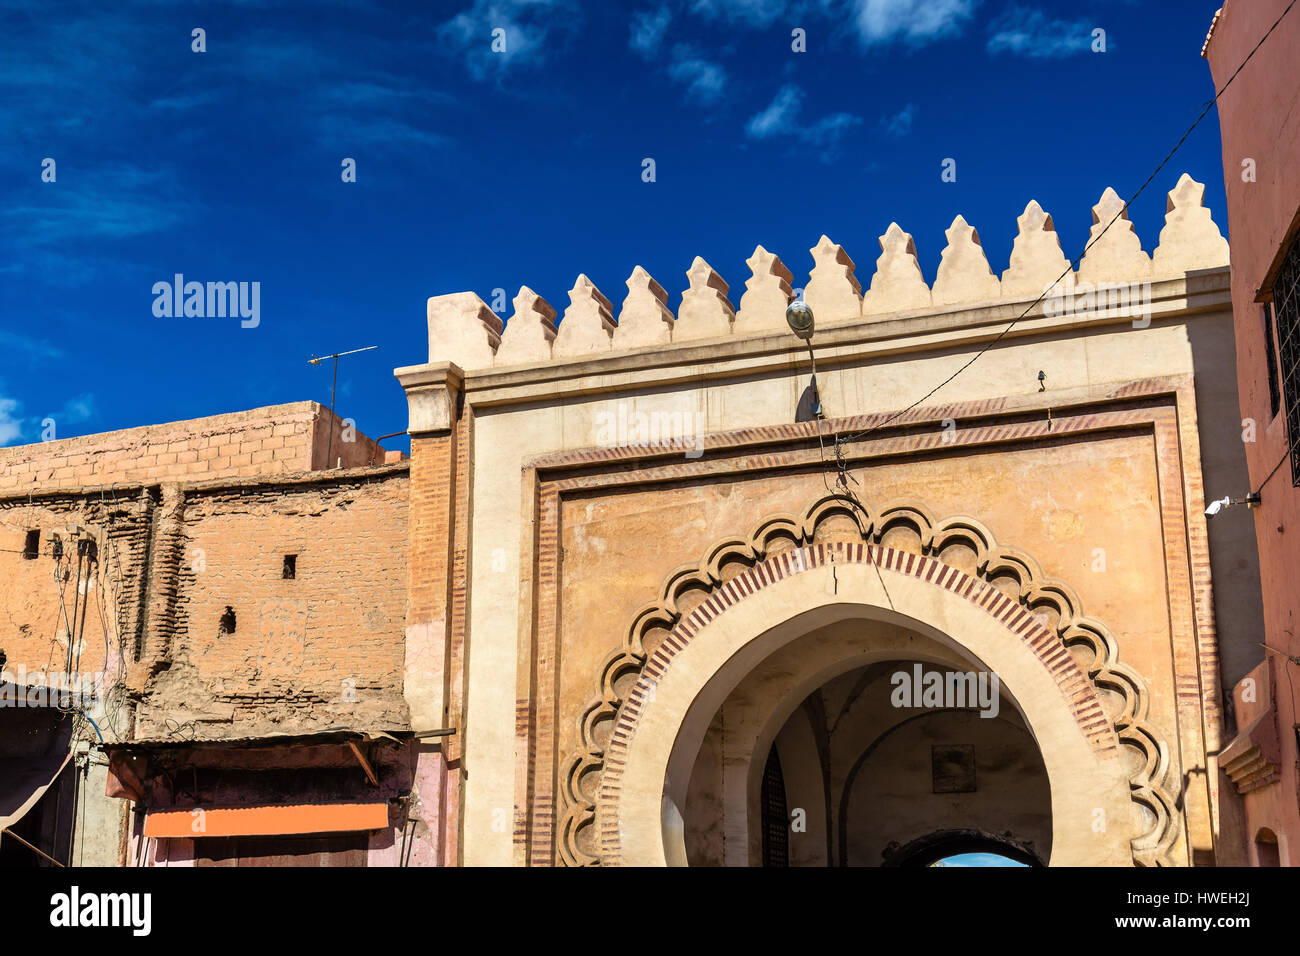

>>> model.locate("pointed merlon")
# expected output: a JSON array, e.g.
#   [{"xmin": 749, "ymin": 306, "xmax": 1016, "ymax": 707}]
[
  {"xmin": 933, "ymin": 215, "xmax": 1000, "ymax": 306},
  {"xmin": 494, "ymin": 286, "xmax": 558, "ymax": 366},
  {"xmin": 862, "ymin": 223, "xmax": 930, "ymax": 316},
  {"xmin": 1002, "ymin": 200, "xmax": 1072, "ymax": 300},
  {"xmin": 805, "ymin": 235, "xmax": 862, "ymax": 321},
  {"xmin": 552, "ymin": 274, "xmax": 616, "ymax": 358},
  {"xmin": 735, "ymin": 245, "xmax": 794, "ymax": 334},
  {"xmin": 1077, "ymin": 187, "xmax": 1151, "ymax": 284},
  {"xmin": 675, "ymin": 256, "xmax": 735, "ymax": 341},
  {"xmin": 1153, "ymin": 173, "xmax": 1229, "ymax": 273},
  {"xmin": 615, "ymin": 266, "xmax": 674, "ymax": 348},
  {"xmin": 426, "ymin": 291, "xmax": 502, "ymax": 369}
]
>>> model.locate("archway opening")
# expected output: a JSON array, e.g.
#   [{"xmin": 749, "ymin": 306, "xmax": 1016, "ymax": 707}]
[
  {"xmin": 885, "ymin": 830, "xmax": 1042, "ymax": 867},
  {"xmin": 678, "ymin": 618, "xmax": 1053, "ymax": 867}
]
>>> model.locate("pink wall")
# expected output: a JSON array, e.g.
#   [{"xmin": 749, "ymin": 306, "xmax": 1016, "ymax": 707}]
[{"xmin": 1206, "ymin": 0, "xmax": 1300, "ymax": 864}]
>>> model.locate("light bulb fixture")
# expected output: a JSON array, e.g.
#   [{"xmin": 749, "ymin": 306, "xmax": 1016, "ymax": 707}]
[
  {"xmin": 787, "ymin": 299, "xmax": 821, "ymax": 420},
  {"xmin": 786, "ymin": 299, "xmax": 815, "ymax": 340},
  {"xmin": 1205, "ymin": 491, "xmax": 1262, "ymax": 518}
]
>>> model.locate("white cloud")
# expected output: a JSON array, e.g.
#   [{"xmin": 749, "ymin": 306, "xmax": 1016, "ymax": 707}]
[
  {"xmin": 987, "ymin": 6, "xmax": 1095, "ymax": 58},
  {"xmin": 630, "ymin": 6, "xmax": 672, "ymax": 57},
  {"xmin": 851, "ymin": 0, "xmax": 978, "ymax": 47},
  {"xmin": 745, "ymin": 83, "xmax": 860, "ymax": 155},
  {"xmin": 0, "ymin": 331, "xmax": 62, "ymax": 361},
  {"xmin": 0, "ymin": 398, "xmax": 22, "ymax": 446},
  {"xmin": 746, "ymin": 84, "xmax": 804, "ymax": 138},
  {"xmin": 2, "ymin": 164, "xmax": 191, "ymax": 282},
  {"xmin": 439, "ymin": 0, "xmax": 576, "ymax": 81},
  {"xmin": 50, "ymin": 394, "xmax": 95, "ymax": 426},
  {"xmin": 0, "ymin": 392, "xmax": 98, "ymax": 446},
  {"xmin": 880, "ymin": 102, "xmax": 915, "ymax": 138},
  {"xmin": 666, "ymin": 45, "xmax": 729, "ymax": 103}
]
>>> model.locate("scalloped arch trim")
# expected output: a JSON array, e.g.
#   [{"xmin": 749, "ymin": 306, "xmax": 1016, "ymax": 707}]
[{"xmin": 556, "ymin": 494, "xmax": 1179, "ymax": 867}]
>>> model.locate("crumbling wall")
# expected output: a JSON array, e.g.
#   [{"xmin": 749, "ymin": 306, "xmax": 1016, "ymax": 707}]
[
  {"xmin": 0, "ymin": 490, "xmax": 151, "ymax": 740},
  {"xmin": 0, "ymin": 402, "xmax": 387, "ymax": 494},
  {"xmin": 134, "ymin": 467, "xmax": 410, "ymax": 741}
]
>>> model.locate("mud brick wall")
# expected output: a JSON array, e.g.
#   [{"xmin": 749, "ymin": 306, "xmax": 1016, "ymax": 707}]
[
  {"xmin": 134, "ymin": 467, "xmax": 410, "ymax": 741},
  {"xmin": 0, "ymin": 402, "xmax": 388, "ymax": 494},
  {"xmin": 0, "ymin": 488, "xmax": 154, "ymax": 738}
]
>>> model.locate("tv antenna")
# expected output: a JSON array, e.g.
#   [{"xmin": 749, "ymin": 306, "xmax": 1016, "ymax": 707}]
[{"xmin": 308, "ymin": 345, "xmax": 378, "ymax": 468}]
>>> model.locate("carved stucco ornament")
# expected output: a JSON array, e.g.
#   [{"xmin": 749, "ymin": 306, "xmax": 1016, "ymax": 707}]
[{"xmin": 556, "ymin": 494, "xmax": 1180, "ymax": 868}]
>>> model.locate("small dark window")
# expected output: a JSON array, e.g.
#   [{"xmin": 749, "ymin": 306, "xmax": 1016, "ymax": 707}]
[
  {"xmin": 22, "ymin": 530, "xmax": 39, "ymax": 559},
  {"xmin": 1255, "ymin": 828, "xmax": 1281, "ymax": 867},
  {"xmin": 79, "ymin": 538, "xmax": 97, "ymax": 563},
  {"xmin": 1263, "ymin": 303, "xmax": 1282, "ymax": 419},
  {"xmin": 1272, "ymin": 229, "xmax": 1300, "ymax": 486},
  {"xmin": 217, "ymin": 606, "xmax": 236, "ymax": 635},
  {"xmin": 282, "ymin": 554, "xmax": 297, "ymax": 580},
  {"xmin": 932, "ymin": 744, "xmax": 978, "ymax": 793}
]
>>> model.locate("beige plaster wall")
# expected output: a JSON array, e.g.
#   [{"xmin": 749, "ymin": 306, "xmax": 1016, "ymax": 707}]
[
  {"xmin": 553, "ymin": 432, "xmax": 1176, "ymax": 787},
  {"xmin": 459, "ymin": 299, "xmax": 1235, "ymax": 865}
]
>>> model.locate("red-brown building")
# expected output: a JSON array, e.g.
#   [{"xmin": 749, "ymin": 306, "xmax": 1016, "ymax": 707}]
[
  {"xmin": 1204, "ymin": 0, "xmax": 1300, "ymax": 866},
  {"xmin": 0, "ymin": 403, "xmax": 448, "ymax": 868}
]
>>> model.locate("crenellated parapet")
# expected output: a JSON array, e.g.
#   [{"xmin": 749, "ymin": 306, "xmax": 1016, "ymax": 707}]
[
  {"xmin": 1002, "ymin": 200, "xmax": 1071, "ymax": 299},
  {"xmin": 864, "ymin": 223, "xmax": 931, "ymax": 314},
  {"xmin": 735, "ymin": 245, "xmax": 794, "ymax": 335},
  {"xmin": 418, "ymin": 174, "xmax": 1229, "ymax": 372}
]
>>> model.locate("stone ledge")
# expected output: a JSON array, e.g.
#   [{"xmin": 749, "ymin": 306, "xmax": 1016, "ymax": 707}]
[{"xmin": 451, "ymin": 269, "xmax": 1228, "ymax": 407}]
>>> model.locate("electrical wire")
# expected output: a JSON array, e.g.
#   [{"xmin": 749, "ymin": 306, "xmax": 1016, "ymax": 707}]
[
  {"xmin": 1259, "ymin": 641, "xmax": 1299, "ymax": 736},
  {"xmin": 804, "ymin": 374, "xmax": 896, "ymax": 611},
  {"xmin": 1252, "ymin": 447, "xmax": 1294, "ymax": 495},
  {"xmin": 827, "ymin": 0, "xmax": 1298, "ymax": 453},
  {"xmin": 798, "ymin": 1, "xmax": 1298, "ymax": 613}
]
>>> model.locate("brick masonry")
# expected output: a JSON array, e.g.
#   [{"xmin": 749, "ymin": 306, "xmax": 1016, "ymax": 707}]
[
  {"xmin": 134, "ymin": 468, "xmax": 411, "ymax": 741},
  {"xmin": 1, "ymin": 403, "xmax": 410, "ymax": 745},
  {"xmin": 514, "ymin": 379, "xmax": 1215, "ymax": 866},
  {"xmin": 0, "ymin": 401, "xmax": 396, "ymax": 494}
]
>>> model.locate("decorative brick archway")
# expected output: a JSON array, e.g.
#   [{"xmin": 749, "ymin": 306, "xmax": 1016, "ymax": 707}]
[{"xmin": 557, "ymin": 495, "xmax": 1181, "ymax": 867}]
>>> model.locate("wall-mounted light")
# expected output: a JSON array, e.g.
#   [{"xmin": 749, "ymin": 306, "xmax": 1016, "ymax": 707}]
[
  {"xmin": 786, "ymin": 299, "xmax": 815, "ymax": 340},
  {"xmin": 787, "ymin": 300, "xmax": 820, "ymax": 420},
  {"xmin": 1205, "ymin": 492, "xmax": 1262, "ymax": 518}
]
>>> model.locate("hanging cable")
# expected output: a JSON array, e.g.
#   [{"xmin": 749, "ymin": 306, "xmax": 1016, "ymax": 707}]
[{"xmin": 829, "ymin": 0, "xmax": 1297, "ymax": 453}]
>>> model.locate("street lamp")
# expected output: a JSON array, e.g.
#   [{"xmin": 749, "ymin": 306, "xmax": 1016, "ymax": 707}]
[
  {"xmin": 787, "ymin": 299, "xmax": 820, "ymax": 419},
  {"xmin": 786, "ymin": 299, "xmax": 815, "ymax": 339}
]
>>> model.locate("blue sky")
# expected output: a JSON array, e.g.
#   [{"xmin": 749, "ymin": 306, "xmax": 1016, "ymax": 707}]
[
  {"xmin": 1, "ymin": 0, "xmax": 1230, "ymax": 453},
  {"xmin": 935, "ymin": 852, "xmax": 1029, "ymax": 867}
]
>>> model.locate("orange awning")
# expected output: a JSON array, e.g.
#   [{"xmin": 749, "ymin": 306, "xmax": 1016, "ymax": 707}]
[{"xmin": 143, "ymin": 802, "xmax": 389, "ymax": 839}]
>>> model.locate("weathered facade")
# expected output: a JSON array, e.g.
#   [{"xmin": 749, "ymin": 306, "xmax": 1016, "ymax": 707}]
[
  {"xmin": 397, "ymin": 176, "xmax": 1261, "ymax": 866},
  {"xmin": 1204, "ymin": 0, "xmax": 1300, "ymax": 868},
  {"xmin": 0, "ymin": 175, "xmax": 1273, "ymax": 867},
  {"xmin": 0, "ymin": 403, "xmax": 435, "ymax": 867}
]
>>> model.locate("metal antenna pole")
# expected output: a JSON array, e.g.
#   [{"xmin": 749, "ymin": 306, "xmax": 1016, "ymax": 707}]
[
  {"xmin": 307, "ymin": 345, "xmax": 378, "ymax": 469},
  {"xmin": 327, "ymin": 354, "xmax": 339, "ymax": 468}
]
